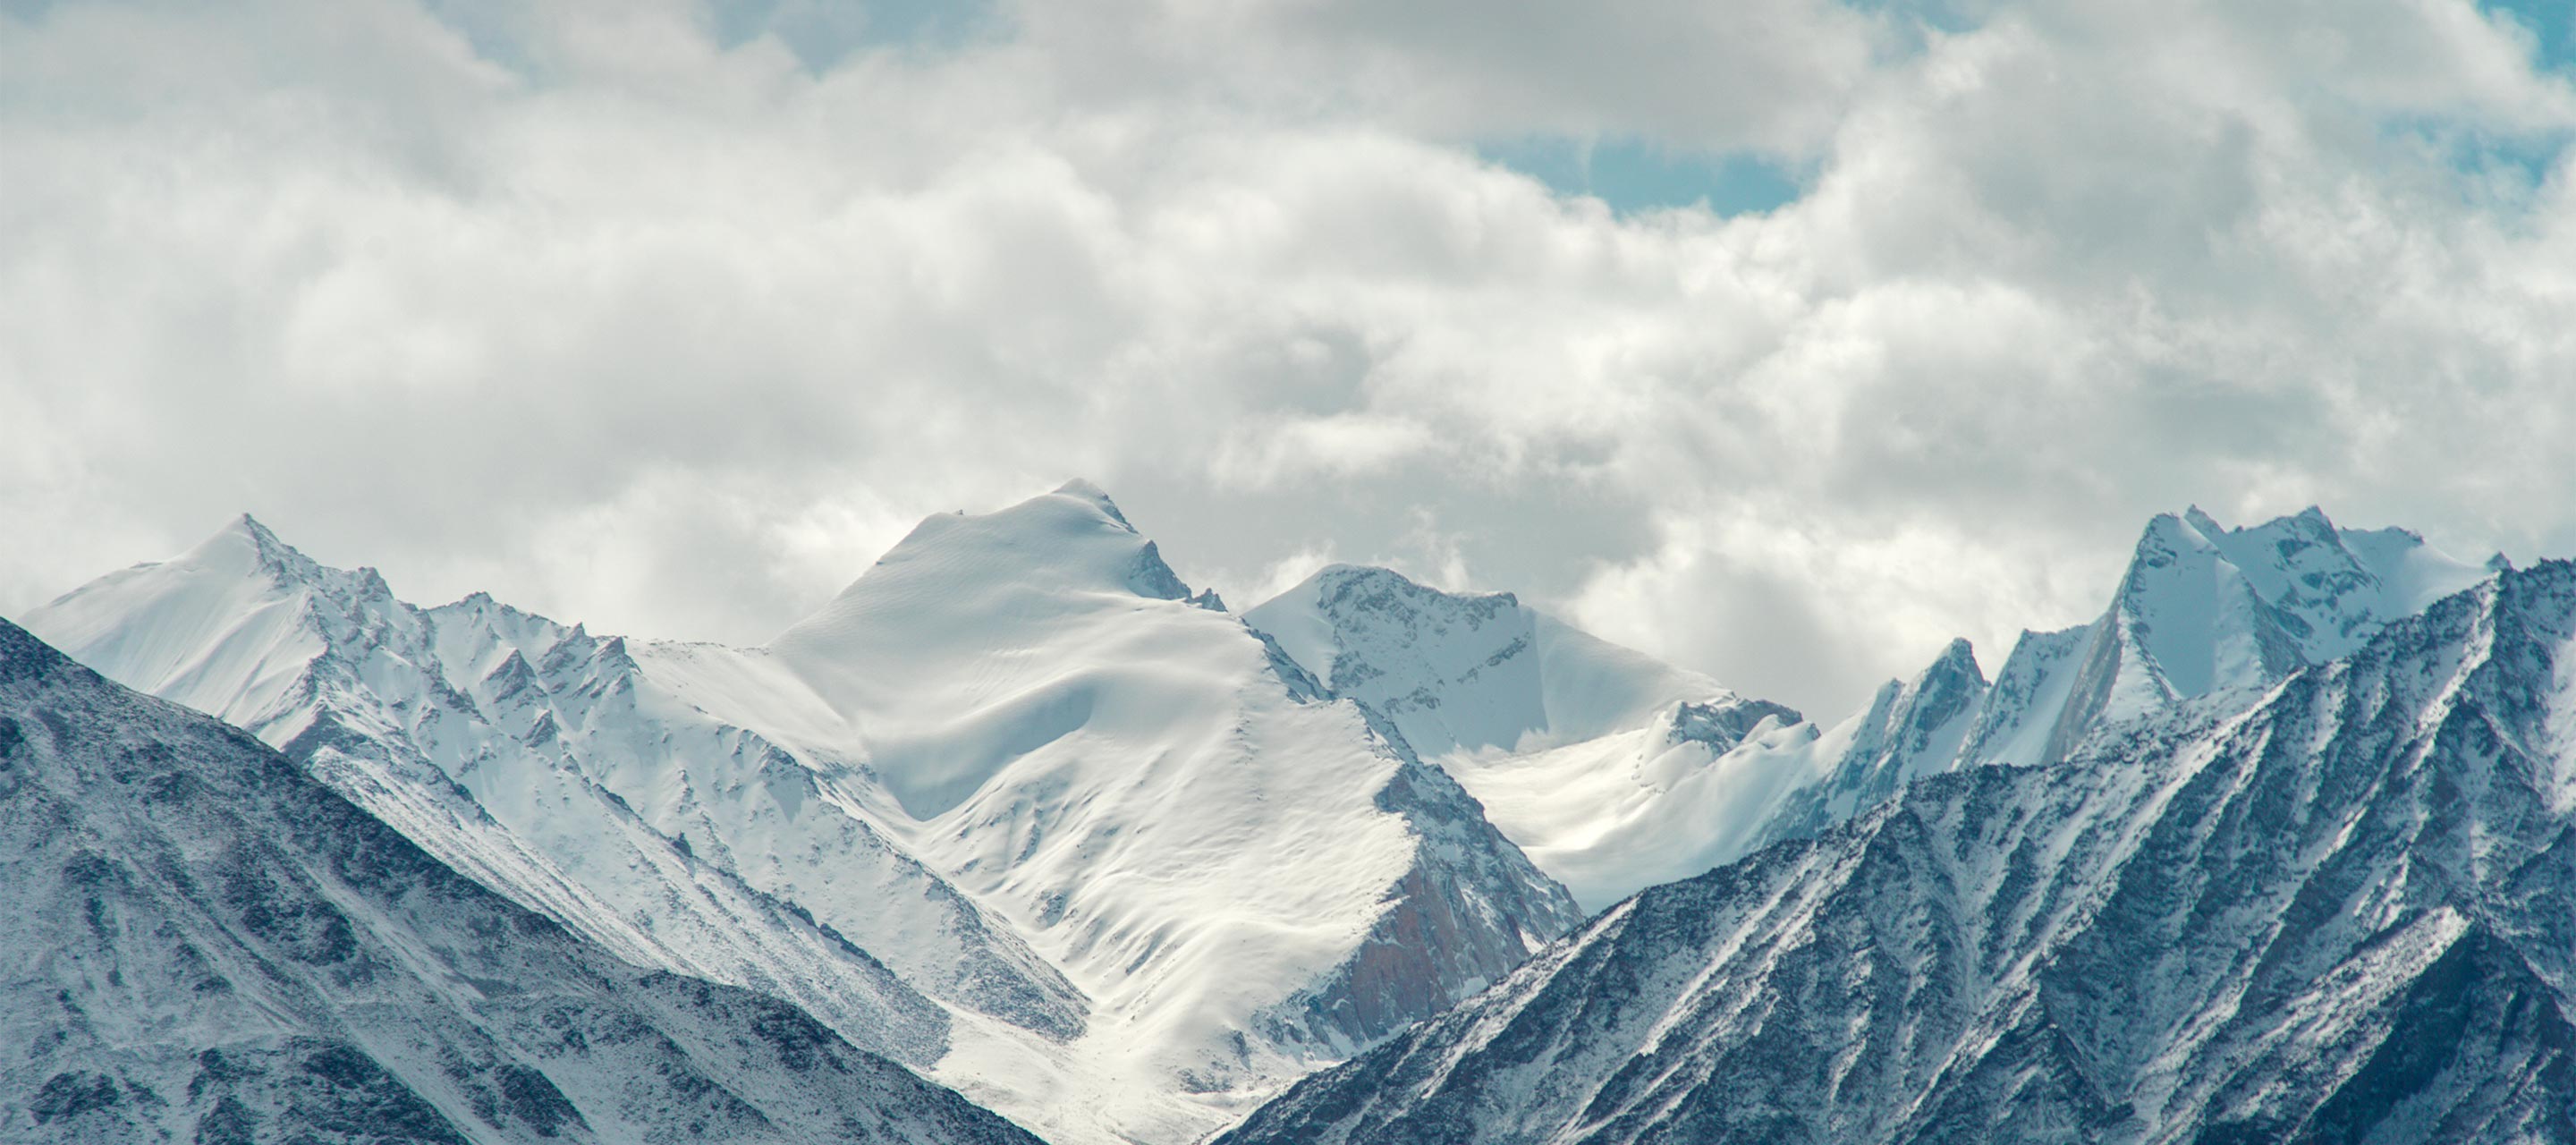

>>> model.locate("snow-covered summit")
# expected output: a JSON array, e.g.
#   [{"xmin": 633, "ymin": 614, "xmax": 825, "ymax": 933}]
[
  {"xmin": 1753, "ymin": 636, "xmax": 1988, "ymax": 847},
  {"xmin": 1241, "ymin": 563, "xmax": 1810, "ymax": 911},
  {"xmin": 783, "ymin": 484, "xmax": 1196, "ymax": 651},
  {"xmin": 1313, "ymin": 505, "xmax": 2503, "ymax": 913},
  {"xmin": 1245, "ymin": 563, "xmax": 1770, "ymax": 759},
  {"xmin": 2037, "ymin": 504, "xmax": 2493, "ymax": 760}
]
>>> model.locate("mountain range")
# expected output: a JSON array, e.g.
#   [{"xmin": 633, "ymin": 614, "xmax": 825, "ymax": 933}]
[
  {"xmin": 11, "ymin": 486, "xmax": 2565, "ymax": 1144},
  {"xmin": 0, "ymin": 615, "xmax": 1043, "ymax": 1144},
  {"xmin": 1219, "ymin": 545, "xmax": 2573, "ymax": 1145}
]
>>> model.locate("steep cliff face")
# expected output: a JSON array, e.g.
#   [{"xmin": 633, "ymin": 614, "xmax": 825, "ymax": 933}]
[
  {"xmin": 1754, "ymin": 636, "xmax": 1988, "ymax": 847},
  {"xmin": 0, "ymin": 619, "xmax": 1043, "ymax": 1145},
  {"xmin": 2031, "ymin": 506, "xmax": 2490, "ymax": 768},
  {"xmin": 1220, "ymin": 561, "xmax": 2576, "ymax": 1145},
  {"xmin": 1259, "ymin": 717, "xmax": 1588, "ymax": 1053}
]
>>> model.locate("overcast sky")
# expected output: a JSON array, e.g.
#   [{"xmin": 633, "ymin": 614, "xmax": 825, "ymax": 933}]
[{"xmin": 4, "ymin": 0, "xmax": 2572, "ymax": 717}]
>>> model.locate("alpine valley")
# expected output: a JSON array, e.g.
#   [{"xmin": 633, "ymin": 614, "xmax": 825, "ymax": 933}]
[{"xmin": 10, "ymin": 486, "xmax": 2569, "ymax": 1144}]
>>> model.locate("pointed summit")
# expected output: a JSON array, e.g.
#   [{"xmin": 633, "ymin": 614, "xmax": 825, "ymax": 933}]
[
  {"xmin": 2182, "ymin": 504, "xmax": 2227, "ymax": 540},
  {"xmin": 2022, "ymin": 505, "xmax": 2493, "ymax": 768},
  {"xmin": 1050, "ymin": 478, "xmax": 1133, "ymax": 530},
  {"xmin": 181, "ymin": 511, "xmax": 321, "ymax": 584},
  {"xmin": 1756, "ymin": 637, "xmax": 1988, "ymax": 847},
  {"xmin": 1925, "ymin": 635, "xmax": 1979, "ymax": 678}
]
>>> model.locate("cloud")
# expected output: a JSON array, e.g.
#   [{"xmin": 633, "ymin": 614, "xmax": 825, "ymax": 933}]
[{"xmin": 1, "ymin": 0, "xmax": 2571, "ymax": 717}]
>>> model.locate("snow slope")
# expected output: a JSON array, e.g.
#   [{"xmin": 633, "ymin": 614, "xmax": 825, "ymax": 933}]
[
  {"xmin": 1221, "ymin": 558, "xmax": 2576, "ymax": 1145},
  {"xmin": 761, "ymin": 482, "xmax": 1580, "ymax": 1142},
  {"xmin": 1245, "ymin": 564, "xmax": 1806, "ymax": 910},
  {"xmin": 0, "ymin": 617, "xmax": 1044, "ymax": 1145}
]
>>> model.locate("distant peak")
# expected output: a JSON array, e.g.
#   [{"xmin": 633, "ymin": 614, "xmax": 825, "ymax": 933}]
[
  {"xmin": 225, "ymin": 513, "xmax": 293, "ymax": 558},
  {"xmin": 194, "ymin": 512, "xmax": 320, "ymax": 583},
  {"xmin": 1309, "ymin": 563, "xmax": 1508, "ymax": 605},
  {"xmin": 1912, "ymin": 636, "xmax": 1988, "ymax": 694},
  {"xmin": 1051, "ymin": 479, "xmax": 1132, "ymax": 530}
]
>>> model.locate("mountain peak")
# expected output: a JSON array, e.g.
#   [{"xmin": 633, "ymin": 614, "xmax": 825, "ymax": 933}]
[
  {"xmin": 2181, "ymin": 504, "xmax": 2226, "ymax": 539},
  {"xmin": 190, "ymin": 511, "xmax": 321, "ymax": 584},
  {"xmin": 1245, "ymin": 562, "xmax": 1759, "ymax": 758},
  {"xmin": 770, "ymin": 484, "xmax": 1207, "ymax": 679},
  {"xmin": 1926, "ymin": 636, "xmax": 1979, "ymax": 679},
  {"xmin": 1050, "ymin": 478, "xmax": 1133, "ymax": 530}
]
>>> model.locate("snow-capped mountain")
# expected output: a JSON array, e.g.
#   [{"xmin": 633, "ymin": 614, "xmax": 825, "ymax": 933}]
[
  {"xmin": 21, "ymin": 513, "xmax": 1073, "ymax": 1069},
  {"xmin": 1244, "ymin": 564, "xmax": 1789, "ymax": 758},
  {"xmin": 0, "ymin": 617, "xmax": 1044, "ymax": 1145},
  {"xmin": 1757, "ymin": 505, "xmax": 2496, "ymax": 854},
  {"xmin": 1245, "ymin": 564, "xmax": 1806, "ymax": 910},
  {"xmin": 1242, "ymin": 507, "xmax": 2496, "ymax": 915},
  {"xmin": 756, "ymin": 482, "xmax": 1580, "ymax": 1141},
  {"xmin": 1750, "ymin": 635, "xmax": 1989, "ymax": 847},
  {"xmin": 22, "ymin": 483, "xmax": 1580, "ymax": 1145},
  {"xmin": 2027, "ymin": 505, "xmax": 2494, "ymax": 763},
  {"xmin": 1218, "ymin": 556, "xmax": 2576, "ymax": 1144}
]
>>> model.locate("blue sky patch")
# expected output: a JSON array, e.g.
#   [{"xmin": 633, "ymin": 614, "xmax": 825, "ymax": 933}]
[
  {"xmin": 1479, "ymin": 135, "xmax": 1809, "ymax": 216},
  {"xmin": 708, "ymin": 0, "xmax": 996, "ymax": 70},
  {"xmin": 2483, "ymin": 0, "xmax": 2573, "ymax": 73}
]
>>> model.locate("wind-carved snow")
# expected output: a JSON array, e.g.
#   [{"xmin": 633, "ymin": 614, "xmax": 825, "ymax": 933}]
[
  {"xmin": 23, "ymin": 487, "xmax": 1580, "ymax": 1145},
  {"xmin": 1219, "ymin": 559, "xmax": 2576, "ymax": 1145},
  {"xmin": 0, "ymin": 618, "xmax": 1046, "ymax": 1145}
]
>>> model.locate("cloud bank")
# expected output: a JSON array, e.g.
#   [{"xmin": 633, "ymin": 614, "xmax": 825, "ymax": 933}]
[{"xmin": 4, "ymin": 0, "xmax": 2571, "ymax": 715}]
